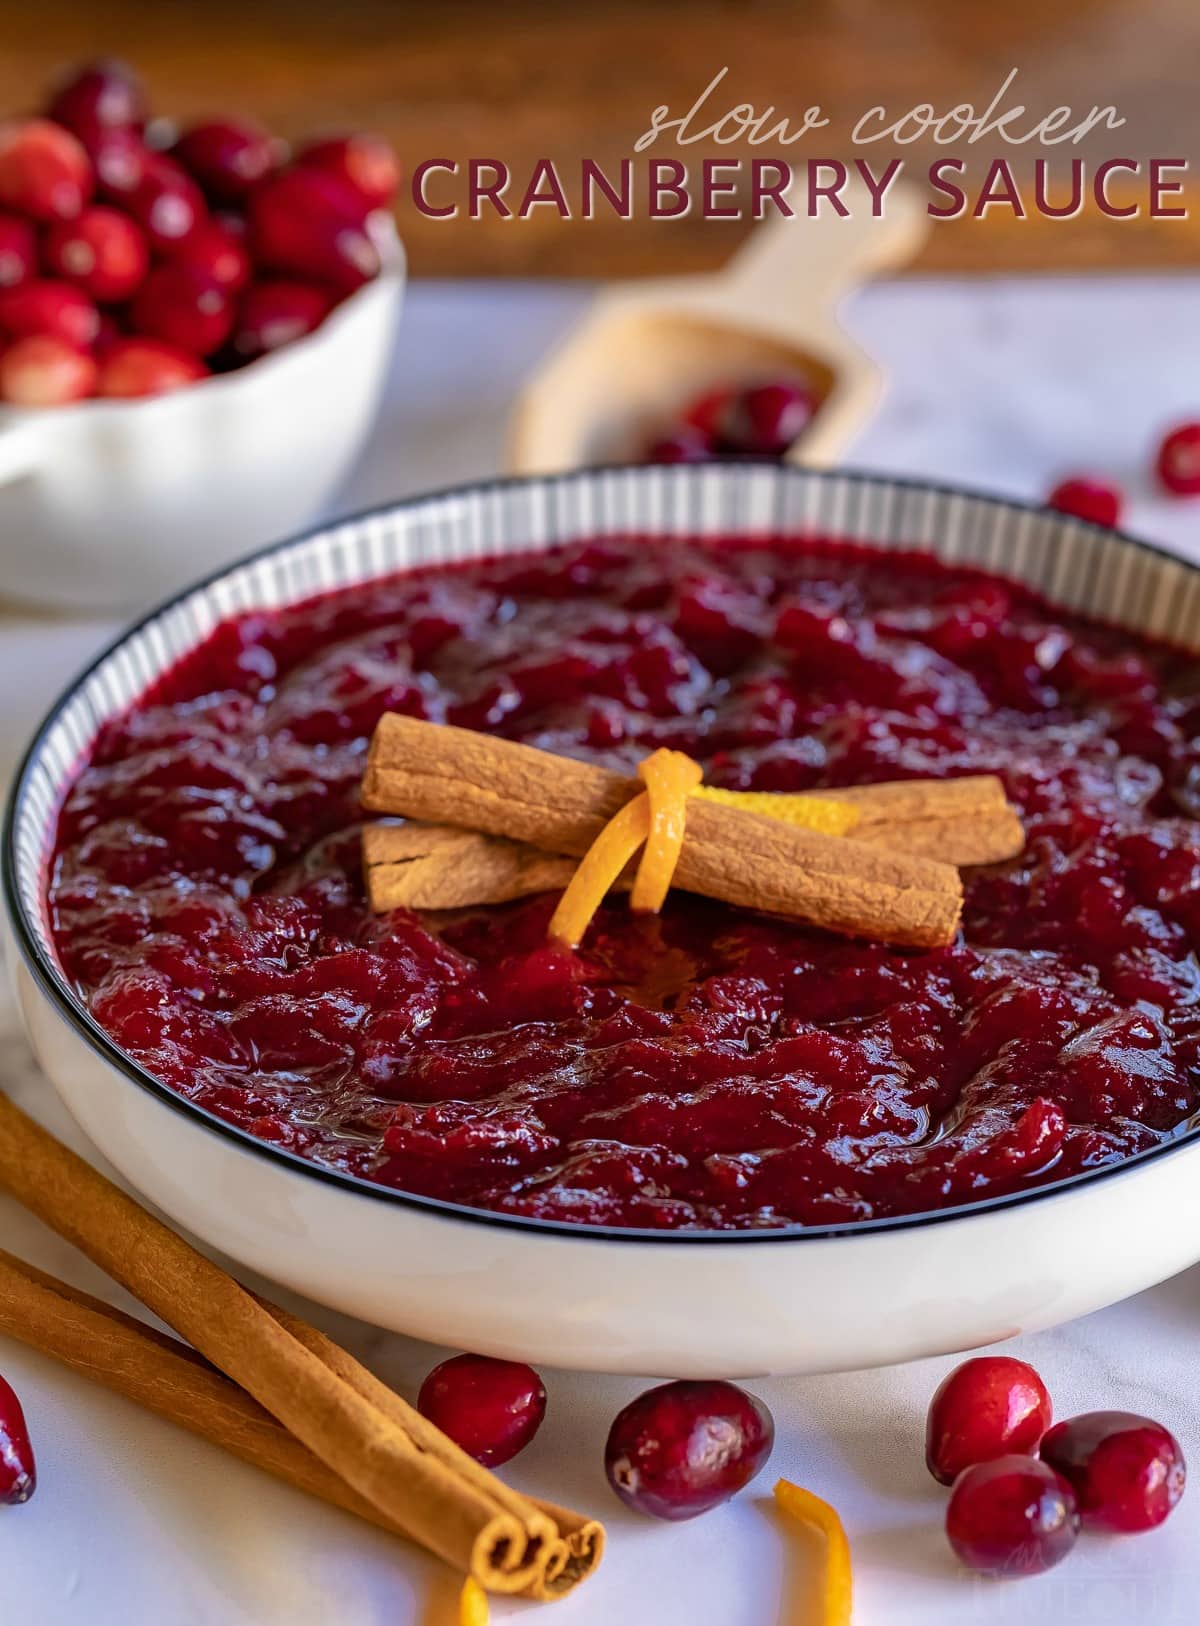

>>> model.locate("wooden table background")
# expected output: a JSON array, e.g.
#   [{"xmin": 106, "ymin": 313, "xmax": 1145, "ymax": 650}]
[{"xmin": 2, "ymin": 0, "xmax": 1197, "ymax": 277}]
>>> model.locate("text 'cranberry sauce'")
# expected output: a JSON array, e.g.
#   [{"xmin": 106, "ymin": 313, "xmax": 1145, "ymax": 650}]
[{"xmin": 47, "ymin": 537, "xmax": 1200, "ymax": 1229}]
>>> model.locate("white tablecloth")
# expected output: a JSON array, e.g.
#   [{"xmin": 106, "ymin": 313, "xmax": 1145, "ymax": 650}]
[{"xmin": 2, "ymin": 276, "xmax": 1200, "ymax": 1625}]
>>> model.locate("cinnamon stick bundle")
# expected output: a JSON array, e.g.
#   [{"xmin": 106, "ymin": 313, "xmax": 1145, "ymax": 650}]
[
  {"xmin": 363, "ymin": 715, "xmax": 966, "ymax": 949},
  {"xmin": 0, "ymin": 1248, "xmax": 601, "ymax": 1594},
  {"xmin": 0, "ymin": 1097, "xmax": 601, "ymax": 1599}
]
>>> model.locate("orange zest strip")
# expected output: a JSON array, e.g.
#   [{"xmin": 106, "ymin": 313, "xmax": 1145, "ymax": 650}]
[
  {"xmin": 694, "ymin": 785, "xmax": 861, "ymax": 839},
  {"xmin": 459, "ymin": 1576, "xmax": 489, "ymax": 1626},
  {"xmin": 773, "ymin": 1479, "xmax": 853, "ymax": 1626},
  {"xmin": 547, "ymin": 792, "xmax": 650, "ymax": 948},
  {"xmin": 630, "ymin": 748, "xmax": 704, "ymax": 914}
]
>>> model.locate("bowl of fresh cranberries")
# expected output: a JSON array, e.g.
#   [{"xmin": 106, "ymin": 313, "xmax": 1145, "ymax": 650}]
[
  {"xmin": 10, "ymin": 461, "xmax": 1200, "ymax": 1375},
  {"xmin": 0, "ymin": 58, "xmax": 404, "ymax": 610}
]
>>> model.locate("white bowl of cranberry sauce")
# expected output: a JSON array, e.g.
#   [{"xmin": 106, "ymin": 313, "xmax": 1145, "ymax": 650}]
[
  {"xmin": 0, "ymin": 60, "xmax": 404, "ymax": 611},
  {"xmin": 9, "ymin": 464, "xmax": 1200, "ymax": 1377}
]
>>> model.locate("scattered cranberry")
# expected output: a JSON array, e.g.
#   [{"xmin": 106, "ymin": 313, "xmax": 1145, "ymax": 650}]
[
  {"xmin": 1041, "ymin": 1412, "xmax": 1185, "ymax": 1532},
  {"xmin": 124, "ymin": 152, "xmax": 206, "ymax": 250},
  {"xmin": 0, "ymin": 214, "xmax": 36, "ymax": 288},
  {"xmin": 0, "ymin": 1375, "xmax": 35, "ymax": 1503},
  {"xmin": 1047, "ymin": 477, "xmax": 1123, "ymax": 528},
  {"xmin": 646, "ymin": 425, "xmax": 713, "ymax": 464},
  {"xmin": 926, "ymin": 1356, "xmax": 1053, "ymax": 1487},
  {"xmin": 604, "ymin": 1379, "xmax": 774, "ymax": 1521},
  {"xmin": 172, "ymin": 119, "xmax": 280, "ymax": 206},
  {"xmin": 86, "ymin": 126, "xmax": 149, "ymax": 200},
  {"xmin": 168, "ymin": 220, "xmax": 251, "ymax": 294},
  {"xmin": 417, "ymin": 1353, "xmax": 546, "ymax": 1467},
  {"xmin": 946, "ymin": 1455, "xmax": 1079, "ymax": 1578},
  {"xmin": 96, "ymin": 336, "xmax": 209, "ymax": 398},
  {"xmin": 249, "ymin": 169, "xmax": 380, "ymax": 293},
  {"xmin": 294, "ymin": 133, "xmax": 400, "ymax": 211},
  {"xmin": 46, "ymin": 58, "xmax": 146, "ymax": 143},
  {"xmin": 0, "ymin": 280, "xmax": 99, "ymax": 348},
  {"xmin": 232, "ymin": 280, "xmax": 334, "ymax": 359},
  {"xmin": 722, "ymin": 380, "xmax": 816, "ymax": 456},
  {"xmin": 0, "ymin": 333, "xmax": 97, "ymax": 406},
  {"xmin": 131, "ymin": 263, "xmax": 233, "ymax": 356},
  {"xmin": 0, "ymin": 119, "xmax": 92, "ymax": 222},
  {"xmin": 42, "ymin": 206, "xmax": 148, "ymax": 303},
  {"xmin": 1156, "ymin": 422, "xmax": 1200, "ymax": 496}
]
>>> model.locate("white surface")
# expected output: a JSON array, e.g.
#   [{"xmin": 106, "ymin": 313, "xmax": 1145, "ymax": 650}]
[{"xmin": 2, "ymin": 275, "xmax": 1200, "ymax": 1623}]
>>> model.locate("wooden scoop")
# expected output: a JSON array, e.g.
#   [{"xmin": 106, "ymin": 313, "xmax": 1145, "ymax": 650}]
[{"xmin": 509, "ymin": 175, "xmax": 928, "ymax": 473}]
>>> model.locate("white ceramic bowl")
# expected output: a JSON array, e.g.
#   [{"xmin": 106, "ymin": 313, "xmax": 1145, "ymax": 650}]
[
  {"xmin": 0, "ymin": 224, "xmax": 404, "ymax": 613},
  {"xmin": 7, "ymin": 465, "xmax": 1200, "ymax": 1377}
]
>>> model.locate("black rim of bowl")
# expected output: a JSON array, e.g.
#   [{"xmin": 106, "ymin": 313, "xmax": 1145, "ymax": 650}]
[{"xmin": 6, "ymin": 462, "xmax": 1200, "ymax": 1245}]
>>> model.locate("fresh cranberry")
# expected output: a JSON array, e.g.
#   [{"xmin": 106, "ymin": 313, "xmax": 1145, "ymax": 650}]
[
  {"xmin": 0, "ymin": 333, "xmax": 97, "ymax": 406},
  {"xmin": 604, "ymin": 1379, "xmax": 773, "ymax": 1520},
  {"xmin": 1041, "ymin": 1412, "xmax": 1186, "ymax": 1532},
  {"xmin": 124, "ymin": 152, "xmax": 206, "ymax": 250},
  {"xmin": 946, "ymin": 1456, "xmax": 1079, "ymax": 1577},
  {"xmin": 0, "ymin": 119, "xmax": 92, "ymax": 222},
  {"xmin": 682, "ymin": 385, "xmax": 737, "ymax": 437},
  {"xmin": 925, "ymin": 1356, "xmax": 1053, "ymax": 1486},
  {"xmin": 417, "ymin": 1353, "xmax": 546, "ymax": 1467},
  {"xmin": 249, "ymin": 169, "xmax": 380, "ymax": 293},
  {"xmin": 131, "ymin": 263, "xmax": 234, "ymax": 357},
  {"xmin": 42, "ymin": 206, "xmax": 148, "ymax": 303},
  {"xmin": 167, "ymin": 220, "xmax": 251, "ymax": 293},
  {"xmin": 1156, "ymin": 422, "xmax": 1200, "ymax": 496},
  {"xmin": 646, "ymin": 425, "xmax": 713, "ymax": 464},
  {"xmin": 0, "ymin": 280, "xmax": 99, "ymax": 347},
  {"xmin": 721, "ymin": 380, "xmax": 816, "ymax": 456},
  {"xmin": 0, "ymin": 214, "xmax": 36, "ymax": 288},
  {"xmin": 0, "ymin": 1374, "xmax": 35, "ymax": 1504},
  {"xmin": 1047, "ymin": 477, "xmax": 1123, "ymax": 528},
  {"xmin": 96, "ymin": 336, "xmax": 209, "ymax": 398},
  {"xmin": 45, "ymin": 58, "xmax": 146, "ymax": 143},
  {"xmin": 232, "ymin": 279, "xmax": 334, "ymax": 359},
  {"xmin": 86, "ymin": 126, "xmax": 149, "ymax": 200},
  {"xmin": 293, "ymin": 133, "xmax": 400, "ymax": 210},
  {"xmin": 172, "ymin": 119, "xmax": 280, "ymax": 206},
  {"xmin": 94, "ymin": 311, "xmax": 121, "ymax": 357}
]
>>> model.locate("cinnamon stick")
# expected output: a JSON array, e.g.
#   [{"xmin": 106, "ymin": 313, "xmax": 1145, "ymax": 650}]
[
  {"xmin": 0, "ymin": 1097, "xmax": 600, "ymax": 1598},
  {"xmin": 0, "ymin": 1248, "xmax": 601, "ymax": 1597},
  {"xmin": 363, "ymin": 715, "xmax": 964, "ymax": 949}
]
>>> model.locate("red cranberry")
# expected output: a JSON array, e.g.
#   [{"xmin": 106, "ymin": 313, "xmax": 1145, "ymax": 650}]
[
  {"xmin": 604, "ymin": 1379, "xmax": 774, "ymax": 1520},
  {"xmin": 0, "ymin": 119, "xmax": 92, "ymax": 222},
  {"xmin": 46, "ymin": 58, "xmax": 146, "ymax": 143},
  {"xmin": 97, "ymin": 336, "xmax": 209, "ymax": 398},
  {"xmin": 86, "ymin": 126, "xmax": 149, "ymax": 200},
  {"xmin": 946, "ymin": 1456, "xmax": 1079, "ymax": 1578},
  {"xmin": 1156, "ymin": 422, "xmax": 1200, "ymax": 496},
  {"xmin": 646, "ymin": 425, "xmax": 714, "ymax": 465},
  {"xmin": 293, "ymin": 133, "xmax": 400, "ymax": 210},
  {"xmin": 131, "ymin": 263, "xmax": 233, "ymax": 356},
  {"xmin": 0, "ymin": 333, "xmax": 97, "ymax": 406},
  {"xmin": 1047, "ymin": 477, "xmax": 1123, "ymax": 528},
  {"xmin": 417, "ymin": 1353, "xmax": 546, "ymax": 1467},
  {"xmin": 721, "ymin": 380, "xmax": 816, "ymax": 456},
  {"xmin": 94, "ymin": 311, "xmax": 121, "ymax": 357},
  {"xmin": 232, "ymin": 279, "xmax": 334, "ymax": 359},
  {"xmin": 125, "ymin": 152, "xmax": 206, "ymax": 250},
  {"xmin": 1041, "ymin": 1411, "xmax": 1186, "ymax": 1532},
  {"xmin": 42, "ymin": 206, "xmax": 148, "ymax": 303},
  {"xmin": 683, "ymin": 385, "xmax": 737, "ymax": 437},
  {"xmin": 0, "ymin": 213, "xmax": 36, "ymax": 288},
  {"xmin": 0, "ymin": 1374, "xmax": 35, "ymax": 1503},
  {"xmin": 168, "ymin": 220, "xmax": 251, "ymax": 293},
  {"xmin": 173, "ymin": 119, "xmax": 280, "ymax": 206},
  {"xmin": 0, "ymin": 280, "xmax": 99, "ymax": 347},
  {"xmin": 925, "ymin": 1356, "xmax": 1053, "ymax": 1486},
  {"xmin": 249, "ymin": 169, "xmax": 380, "ymax": 293}
]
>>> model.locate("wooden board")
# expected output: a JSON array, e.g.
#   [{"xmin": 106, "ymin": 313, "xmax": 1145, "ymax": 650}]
[{"xmin": 5, "ymin": 0, "xmax": 1197, "ymax": 275}]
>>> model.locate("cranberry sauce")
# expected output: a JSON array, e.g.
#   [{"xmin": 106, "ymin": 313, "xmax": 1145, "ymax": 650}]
[{"xmin": 46, "ymin": 536, "xmax": 1200, "ymax": 1230}]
